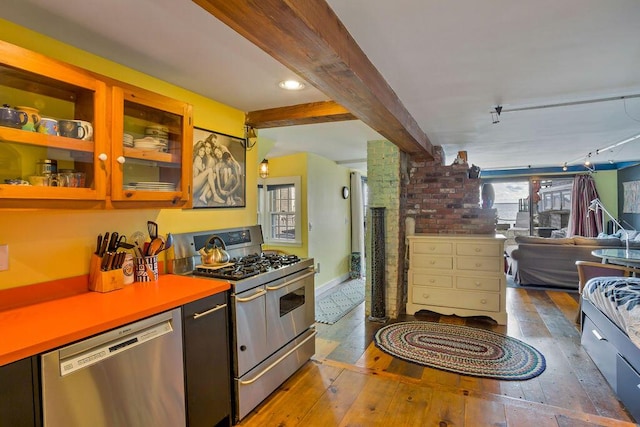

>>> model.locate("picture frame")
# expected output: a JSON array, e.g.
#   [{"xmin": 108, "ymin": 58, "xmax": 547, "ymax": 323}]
[{"xmin": 192, "ymin": 127, "xmax": 246, "ymax": 208}]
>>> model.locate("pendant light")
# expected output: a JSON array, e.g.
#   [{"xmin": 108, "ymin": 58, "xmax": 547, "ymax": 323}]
[{"xmin": 259, "ymin": 159, "xmax": 269, "ymax": 178}]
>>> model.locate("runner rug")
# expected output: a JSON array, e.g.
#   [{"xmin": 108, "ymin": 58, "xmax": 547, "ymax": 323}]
[
  {"xmin": 374, "ymin": 321, "xmax": 546, "ymax": 380},
  {"xmin": 315, "ymin": 278, "xmax": 365, "ymax": 324}
]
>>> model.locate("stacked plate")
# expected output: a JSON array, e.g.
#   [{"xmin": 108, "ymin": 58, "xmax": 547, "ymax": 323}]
[
  {"xmin": 133, "ymin": 136, "xmax": 165, "ymax": 151},
  {"xmin": 145, "ymin": 126, "xmax": 169, "ymax": 152},
  {"xmin": 123, "ymin": 133, "xmax": 134, "ymax": 147},
  {"xmin": 124, "ymin": 182, "xmax": 177, "ymax": 192}
]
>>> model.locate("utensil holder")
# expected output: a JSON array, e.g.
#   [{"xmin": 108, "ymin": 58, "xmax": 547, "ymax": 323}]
[
  {"xmin": 89, "ymin": 254, "xmax": 124, "ymax": 292},
  {"xmin": 134, "ymin": 255, "xmax": 158, "ymax": 282}
]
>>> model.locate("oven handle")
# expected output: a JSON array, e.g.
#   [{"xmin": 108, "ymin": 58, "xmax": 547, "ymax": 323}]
[
  {"xmin": 266, "ymin": 270, "xmax": 315, "ymax": 291},
  {"xmin": 238, "ymin": 330, "xmax": 317, "ymax": 385},
  {"xmin": 235, "ymin": 288, "xmax": 267, "ymax": 302},
  {"xmin": 193, "ymin": 303, "xmax": 227, "ymax": 319}
]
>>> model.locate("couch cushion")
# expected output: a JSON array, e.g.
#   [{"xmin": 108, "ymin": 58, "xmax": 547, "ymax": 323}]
[
  {"xmin": 515, "ymin": 236, "xmax": 575, "ymax": 245},
  {"xmin": 573, "ymin": 236, "xmax": 622, "ymax": 246}
]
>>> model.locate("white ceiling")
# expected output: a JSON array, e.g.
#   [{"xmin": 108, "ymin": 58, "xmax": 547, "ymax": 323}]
[{"xmin": 2, "ymin": 0, "xmax": 640, "ymax": 173}]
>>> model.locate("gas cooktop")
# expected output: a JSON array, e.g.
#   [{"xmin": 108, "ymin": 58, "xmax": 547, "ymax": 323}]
[{"xmin": 194, "ymin": 253, "xmax": 302, "ymax": 280}]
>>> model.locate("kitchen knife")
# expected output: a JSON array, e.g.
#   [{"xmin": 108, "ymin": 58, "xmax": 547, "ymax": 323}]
[
  {"xmin": 108, "ymin": 232, "xmax": 119, "ymax": 252},
  {"xmin": 95, "ymin": 234, "xmax": 103, "ymax": 255},
  {"xmin": 99, "ymin": 232, "xmax": 110, "ymax": 257},
  {"xmin": 100, "ymin": 252, "xmax": 111, "ymax": 271}
]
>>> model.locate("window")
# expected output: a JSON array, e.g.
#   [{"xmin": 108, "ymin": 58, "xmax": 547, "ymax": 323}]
[{"xmin": 258, "ymin": 176, "xmax": 301, "ymax": 245}]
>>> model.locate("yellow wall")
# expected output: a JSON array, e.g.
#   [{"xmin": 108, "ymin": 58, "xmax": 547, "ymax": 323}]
[
  {"xmin": 260, "ymin": 152, "xmax": 353, "ymax": 288},
  {"xmin": 0, "ymin": 20, "xmax": 257, "ymax": 289},
  {"xmin": 306, "ymin": 154, "xmax": 352, "ymax": 289}
]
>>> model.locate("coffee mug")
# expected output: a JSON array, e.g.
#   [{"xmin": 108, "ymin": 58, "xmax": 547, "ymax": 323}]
[
  {"xmin": 0, "ymin": 105, "xmax": 28, "ymax": 129},
  {"xmin": 16, "ymin": 106, "xmax": 41, "ymax": 132},
  {"xmin": 58, "ymin": 119, "xmax": 86, "ymax": 139},
  {"xmin": 76, "ymin": 120, "xmax": 93, "ymax": 141},
  {"xmin": 37, "ymin": 117, "xmax": 58, "ymax": 135}
]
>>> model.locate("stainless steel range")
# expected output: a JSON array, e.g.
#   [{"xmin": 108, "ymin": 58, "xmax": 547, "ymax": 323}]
[{"xmin": 168, "ymin": 225, "xmax": 316, "ymax": 422}]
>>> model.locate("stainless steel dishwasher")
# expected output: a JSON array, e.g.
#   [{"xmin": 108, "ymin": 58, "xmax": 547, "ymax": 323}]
[{"xmin": 40, "ymin": 308, "xmax": 186, "ymax": 427}]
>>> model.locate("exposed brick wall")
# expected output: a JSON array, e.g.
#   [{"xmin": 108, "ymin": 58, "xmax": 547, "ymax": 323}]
[
  {"xmin": 403, "ymin": 146, "xmax": 497, "ymax": 235},
  {"xmin": 367, "ymin": 142, "xmax": 497, "ymax": 319}
]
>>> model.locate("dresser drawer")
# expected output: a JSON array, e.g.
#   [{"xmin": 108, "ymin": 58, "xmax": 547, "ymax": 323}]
[
  {"xmin": 411, "ymin": 287, "xmax": 500, "ymax": 312},
  {"xmin": 409, "ymin": 270, "xmax": 453, "ymax": 288},
  {"xmin": 456, "ymin": 275, "xmax": 502, "ymax": 291},
  {"xmin": 412, "ymin": 241, "xmax": 453, "ymax": 255},
  {"xmin": 456, "ymin": 243, "xmax": 502, "ymax": 257},
  {"xmin": 411, "ymin": 254, "xmax": 453, "ymax": 270},
  {"xmin": 582, "ymin": 315, "xmax": 617, "ymax": 389},
  {"xmin": 456, "ymin": 256, "xmax": 502, "ymax": 272}
]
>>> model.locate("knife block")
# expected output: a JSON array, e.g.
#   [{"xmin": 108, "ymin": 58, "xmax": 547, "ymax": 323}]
[{"xmin": 89, "ymin": 254, "xmax": 124, "ymax": 292}]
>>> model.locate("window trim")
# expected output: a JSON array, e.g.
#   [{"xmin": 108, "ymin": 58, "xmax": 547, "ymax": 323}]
[{"xmin": 258, "ymin": 176, "xmax": 302, "ymax": 246}]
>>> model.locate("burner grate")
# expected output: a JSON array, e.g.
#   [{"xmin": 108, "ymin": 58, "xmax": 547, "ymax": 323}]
[{"xmin": 193, "ymin": 252, "xmax": 301, "ymax": 280}]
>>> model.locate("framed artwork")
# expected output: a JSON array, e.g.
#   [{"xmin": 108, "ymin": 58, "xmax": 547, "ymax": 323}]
[{"xmin": 192, "ymin": 127, "xmax": 246, "ymax": 208}]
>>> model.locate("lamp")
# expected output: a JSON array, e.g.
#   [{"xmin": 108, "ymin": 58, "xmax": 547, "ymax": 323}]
[
  {"xmin": 587, "ymin": 198, "xmax": 629, "ymax": 256},
  {"xmin": 259, "ymin": 159, "xmax": 269, "ymax": 179},
  {"xmin": 490, "ymin": 105, "xmax": 502, "ymax": 124}
]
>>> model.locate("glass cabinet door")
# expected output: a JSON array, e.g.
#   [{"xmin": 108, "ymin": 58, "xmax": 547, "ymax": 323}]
[
  {"xmin": 110, "ymin": 85, "xmax": 192, "ymax": 207},
  {"xmin": 0, "ymin": 41, "xmax": 107, "ymax": 206}
]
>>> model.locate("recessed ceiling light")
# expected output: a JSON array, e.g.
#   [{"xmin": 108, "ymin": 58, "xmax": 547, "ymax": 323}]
[{"xmin": 278, "ymin": 80, "xmax": 305, "ymax": 90}]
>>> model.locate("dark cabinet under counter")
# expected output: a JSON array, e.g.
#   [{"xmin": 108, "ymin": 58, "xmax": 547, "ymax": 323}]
[
  {"xmin": 0, "ymin": 356, "xmax": 41, "ymax": 427},
  {"xmin": 183, "ymin": 292, "xmax": 232, "ymax": 427}
]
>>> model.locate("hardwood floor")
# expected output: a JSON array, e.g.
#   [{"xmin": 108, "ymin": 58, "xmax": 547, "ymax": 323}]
[{"xmin": 238, "ymin": 287, "xmax": 638, "ymax": 426}]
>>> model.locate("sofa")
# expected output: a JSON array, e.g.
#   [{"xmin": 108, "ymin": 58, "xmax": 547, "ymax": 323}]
[{"xmin": 508, "ymin": 235, "xmax": 635, "ymax": 289}]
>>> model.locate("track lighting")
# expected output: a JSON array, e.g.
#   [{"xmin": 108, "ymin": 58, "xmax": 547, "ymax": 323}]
[{"xmin": 490, "ymin": 105, "xmax": 502, "ymax": 124}]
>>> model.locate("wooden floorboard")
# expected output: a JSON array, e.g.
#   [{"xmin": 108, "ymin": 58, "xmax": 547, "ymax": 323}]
[{"xmin": 238, "ymin": 286, "xmax": 637, "ymax": 427}]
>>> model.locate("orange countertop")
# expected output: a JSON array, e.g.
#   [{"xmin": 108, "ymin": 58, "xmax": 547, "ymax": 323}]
[{"xmin": 0, "ymin": 275, "xmax": 230, "ymax": 366}]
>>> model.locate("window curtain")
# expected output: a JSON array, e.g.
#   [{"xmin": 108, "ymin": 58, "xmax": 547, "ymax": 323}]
[
  {"xmin": 350, "ymin": 172, "xmax": 365, "ymax": 278},
  {"xmin": 568, "ymin": 174, "xmax": 601, "ymax": 237}
]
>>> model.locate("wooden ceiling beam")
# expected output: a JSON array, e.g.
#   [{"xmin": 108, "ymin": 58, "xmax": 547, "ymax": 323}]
[
  {"xmin": 246, "ymin": 101, "xmax": 356, "ymax": 129},
  {"xmin": 192, "ymin": 0, "xmax": 434, "ymax": 157}
]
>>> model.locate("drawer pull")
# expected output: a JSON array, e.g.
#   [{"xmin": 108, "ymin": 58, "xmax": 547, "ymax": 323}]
[
  {"xmin": 475, "ymin": 248, "xmax": 481, "ymax": 252},
  {"xmin": 428, "ymin": 279, "xmax": 435, "ymax": 283},
  {"xmin": 429, "ymin": 260, "xmax": 436, "ymax": 265},
  {"xmin": 475, "ymin": 282, "xmax": 481, "ymax": 287},
  {"xmin": 480, "ymin": 299, "xmax": 487, "ymax": 304},
  {"xmin": 422, "ymin": 294, "xmax": 430, "ymax": 299},
  {"xmin": 591, "ymin": 329, "xmax": 605, "ymax": 341},
  {"xmin": 475, "ymin": 263, "xmax": 482, "ymax": 267}
]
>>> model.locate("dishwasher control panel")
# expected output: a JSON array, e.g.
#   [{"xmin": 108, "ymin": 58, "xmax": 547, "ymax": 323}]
[{"xmin": 59, "ymin": 320, "xmax": 173, "ymax": 376}]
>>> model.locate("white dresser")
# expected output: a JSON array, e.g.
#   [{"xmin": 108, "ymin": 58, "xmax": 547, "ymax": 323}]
[{"xmin": 406, "ymin": 234, "xmax": 507, "ymax": 324}]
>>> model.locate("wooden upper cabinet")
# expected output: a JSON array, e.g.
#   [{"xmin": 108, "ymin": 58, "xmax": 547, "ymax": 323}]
[
  {"xmin": 0, "ymin": 40, "xmax": 193, "ymax": 209},
  {"xmin": 109, "ymin": 85, "xmax": 193, "ymax": 208},
  {"xmin": 0, "ymin": 40, "xmax": 108, "ymax": 208}
]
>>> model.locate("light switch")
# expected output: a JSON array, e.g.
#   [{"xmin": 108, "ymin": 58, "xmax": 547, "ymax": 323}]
[{"xmin": 0, "ymin": 244, "xmax": 8, "ymax": 271}]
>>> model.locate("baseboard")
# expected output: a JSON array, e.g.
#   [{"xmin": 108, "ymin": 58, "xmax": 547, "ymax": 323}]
[{"xmin": 315, "ymin": 273, "xmax": 352, "ymax": 298}]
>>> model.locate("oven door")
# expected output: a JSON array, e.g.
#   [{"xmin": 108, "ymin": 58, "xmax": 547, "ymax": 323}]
[
  {"xmin": 265, "ymin": 267, "xmax": 315, "ymax": 354},
  {"xmin": 232, "ymin": 285, "xmax": 268, "ymax": 377}
]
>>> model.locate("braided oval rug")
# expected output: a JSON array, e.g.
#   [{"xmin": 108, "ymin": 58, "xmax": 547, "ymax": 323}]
[{"xmin": 374, "ymin": 321, "xmax": 546, "ymax": 380}]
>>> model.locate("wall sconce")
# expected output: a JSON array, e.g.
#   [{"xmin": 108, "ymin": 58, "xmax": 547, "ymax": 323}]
[
  {"xmin": 259, "ymin": 159, "xmax": 269, "ymax": 178},
  {"xmin": 244, "ymin": 125, "xmax": 258, "ymax": 150}
]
